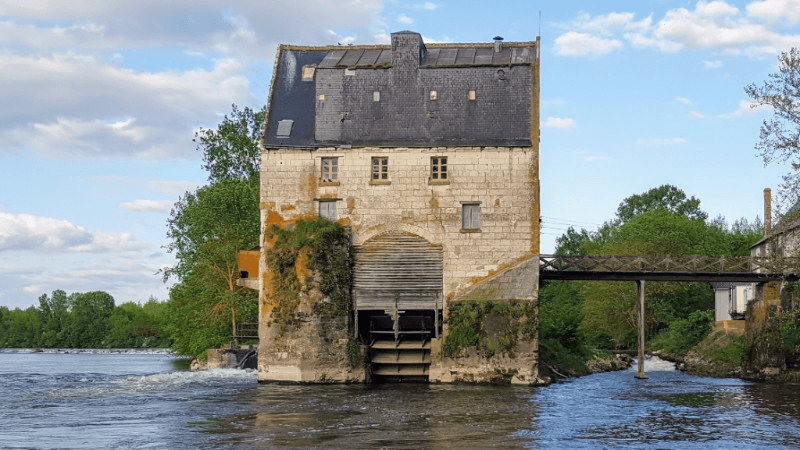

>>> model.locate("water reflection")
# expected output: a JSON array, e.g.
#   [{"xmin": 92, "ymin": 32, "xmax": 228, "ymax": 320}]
[
  {"xmin": 203, "ymin": 384, "xmax": 539, "ymax": 448},
  {"xmin": 186, "ymin": 360, "xmax": 800, "ymax": 449}
]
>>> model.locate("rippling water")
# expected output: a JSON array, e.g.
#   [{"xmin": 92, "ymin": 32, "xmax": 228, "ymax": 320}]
[{"xmin": 3, "ymin": 351, "xmax": 800, "ymax": 449}]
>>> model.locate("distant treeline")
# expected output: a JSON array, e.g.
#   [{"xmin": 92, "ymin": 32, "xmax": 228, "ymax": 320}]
[{"xmin": 0, "ymin": 290, "xmax": 171, "ymax": 348}]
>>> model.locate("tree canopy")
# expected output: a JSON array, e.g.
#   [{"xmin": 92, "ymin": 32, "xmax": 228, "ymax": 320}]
[
  {"xmin": 546, "ymin": 184, "xmax": 763, "ymax": 351},
  {"xmin": 195, "ymin": 104, "xmax": 266, "ymax": 184},
  {"xmin": 0, "ymin": 291, "xmax": 170, "ymax": 349},
  {"xmin": 615, "ymin": 184, "xmax": 707, "ymax": 224},
  {"xmin": 746, "ymin": 48, "xmax": 800, "ymax": 207}
]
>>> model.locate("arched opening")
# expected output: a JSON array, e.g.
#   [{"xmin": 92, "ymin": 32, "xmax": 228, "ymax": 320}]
[{"xmin": 353, "ymin": 231, "xmax": 443, "ymax": 381}]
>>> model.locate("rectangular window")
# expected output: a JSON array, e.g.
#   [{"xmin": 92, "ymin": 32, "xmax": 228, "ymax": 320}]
[
  {"xmin": 373, "ymin": 91, "xmax": 380, "ymax": 102},
  {"xmin": 319, "ymin": 200, "xmax": 337, "ymax": 221},
  {"xmin": 372, "ymin": 157, "xmax": 388, "ymax": 180},
  {"xmin": 462, "ymin": 203, "xmax": 480, "ymax": 230},
  {"xmin": 321, "ymin": 157, "xmax": 338, "ymax": 181},
  {"xmin": 429, "ymin": 90, "xmax": 438, "ymax": 101},
  {"xmin": 431, "ymin": 156, "xmax": 447, "ymax": 180},
  {"xmin": 468, "ymin": 89, "xmax": 476, "ymax": 101}
]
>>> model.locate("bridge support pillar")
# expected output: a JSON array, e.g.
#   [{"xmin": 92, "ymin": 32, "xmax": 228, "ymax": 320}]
[{"xmin": 635, "ymin": 279, "xmax": 648, "ymax": 379}]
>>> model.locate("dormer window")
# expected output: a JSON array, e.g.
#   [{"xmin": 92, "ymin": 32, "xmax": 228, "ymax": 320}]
[{"xmin": 302, "ymin": 65, "xmax": 316, "ymax": 81}]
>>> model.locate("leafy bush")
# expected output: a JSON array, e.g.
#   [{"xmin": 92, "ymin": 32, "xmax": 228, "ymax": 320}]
[{"xmin": 649, "ymin": 310, "xmax": 713, "ymax": 355}]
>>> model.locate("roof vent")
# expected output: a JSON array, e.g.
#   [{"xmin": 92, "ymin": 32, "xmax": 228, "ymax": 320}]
[{"xmin": 493, "ymin": 36, "xmax": 503, "ymax": 53}]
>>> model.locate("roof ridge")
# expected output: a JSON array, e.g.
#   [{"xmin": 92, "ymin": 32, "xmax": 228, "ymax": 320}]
[{"xmin": 279, "ymin": 41, "xmax": 537, "ymax": 52}]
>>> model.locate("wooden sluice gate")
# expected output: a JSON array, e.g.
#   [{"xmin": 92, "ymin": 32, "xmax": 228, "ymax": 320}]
[{"xmin": 368, "ymin": 314, "xmax": 434, "ymax": 381}]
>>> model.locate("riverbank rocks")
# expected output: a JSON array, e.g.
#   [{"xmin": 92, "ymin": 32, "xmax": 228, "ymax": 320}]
[
  {"xmin": 190, "ymin": 348, "xmax": 238, "ymax": 371},
  {"xmin": 585, "ymin": 353, "xmax": 632, "ymax": 374}
]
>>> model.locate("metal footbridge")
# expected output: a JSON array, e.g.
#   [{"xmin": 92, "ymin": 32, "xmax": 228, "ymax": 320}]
[
  {"xmin": 539, "ymin": 255, "xmax": 793, "ymax": 282},
  {"xmin": 538, "ymin": 254, "xmax": 798, "ymax": 379}
]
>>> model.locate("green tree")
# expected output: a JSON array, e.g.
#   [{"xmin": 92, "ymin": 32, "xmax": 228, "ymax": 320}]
[
  {"xmin": 554, "ymin": 227, "xmax": 591, "ymax": 256},
  {"xmin": 164, "ymin": 103, "xmax": 264, "ymax": 358},
  {"xmin": 38, "ymin": 290, "xmax": 71, "ymax": 347},
  {"xmin": 615, "ymin": 184, "xmax": 707, "ymax": 224},
  {"xmin": 745, "ymin": 48, "xmax": 800, "ymax": 206},
  {"xmin": 559, "ymin": 186, "xmax": 762, "ymax": 349},
  {"xmin": 67, "ymin": 291, "xmax": 115, "ymax": 348},
  {"xmin": 3, "ymin": 307, "xmax": 41, "ymax": 347},
  {"xmin": 164, "ymin": 179, "xmax": 260, "ymax": 357},
  {"xmin": 105, "ymin": 299, "xmax": 171, "ymax": 348},
  {"xmin": 195, "ymin": 104, "xmax": 266, "ymax": 184}
]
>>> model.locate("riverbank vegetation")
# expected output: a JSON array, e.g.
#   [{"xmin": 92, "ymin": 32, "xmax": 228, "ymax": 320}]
[
  {"xmin": 540, "ymin": 184, "xmax": 763, "ymax": 377},
  {"xmin": 161, "ymin": 104, "xmax": 264, "ymax": 359},
  {"xmin": 0, "ymin": 291, "xmax": 170, "ymax": 348}
]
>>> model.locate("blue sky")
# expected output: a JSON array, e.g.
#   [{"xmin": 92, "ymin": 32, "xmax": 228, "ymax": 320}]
[{"xmin": 1, "ymin": 0, "xmax": 798, "ymax": 310}]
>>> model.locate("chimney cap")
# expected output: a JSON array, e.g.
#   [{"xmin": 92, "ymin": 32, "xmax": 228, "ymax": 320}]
[{"xmin": 493, "ymin": 36, "xmax": 504, "ymax": 41}]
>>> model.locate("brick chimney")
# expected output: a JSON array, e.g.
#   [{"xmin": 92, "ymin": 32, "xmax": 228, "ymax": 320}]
[{"xmin": 764, "ymin": 188, "xmax": 772, "ymax": 237}]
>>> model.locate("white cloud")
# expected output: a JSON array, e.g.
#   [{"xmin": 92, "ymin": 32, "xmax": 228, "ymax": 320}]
[
  {"xmin": 421, "ymin": 2, "xmax": 437, "ymax": 10},
  {"xmin": 747, "ymin": 0, "xmax": 800, "ymax": 25},
  {"xmin": 556, "ymin": 1, "xmax": 800, "ymax": 58},
  {"xmin": 0, "ymin": 1, "xmax": 387, "ymax": 162},
  {"xmin": 554, "ymin": 32, "xmax": 623, "ymax": 57},
  {"xmin": 397, "ymin": 14, "xmax": 413, "ymax": 25},
  {"xmin": 543, "ymin": 117, "xmax": 577, "ymax": 130},
  {"xmin": 0, "ymin": 52, "xmax": 251, "ymax": 159},
  {"xmin": 0, "ymin": 211, "xmax": 142, "ymax": 253},
  {"xmin": 675, "ymin": 96, "xmax": 693, "ymax": 106},
  {"xmin": 704, "ymin": 59, "xmax": 724, "ymax": 68},
  {"xmin": 635, "ymin": 137, "xmax": 688, "ymax": 146},
  {"xmin": 571, "ymin": 11, "xmax": 652, "ymax": 36},
  {"xmin": 0, "ymin": 212, "xmax": 91, "ymax": 251},
  {"xmin": 119, "ymin": 199, "xmax": 174, "ymax": 213}
]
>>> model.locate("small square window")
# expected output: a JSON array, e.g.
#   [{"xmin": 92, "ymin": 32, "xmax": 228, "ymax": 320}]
[
  {"xmin": 462, "ymin": 203, "xmax": 480, "ymax": 230},
  {"xmin": 373, "ymin": 91, "xmax": 380, "ymax": 102},
  {"xmin": 372, "ymin": 157, "xmax": 388, "ymax": 180},
  {"xmin": 431, "ymin": 156, "xmax": 447, "ymax": 180},
  {"xmin": 468, "ymin": 90, "xmax": 476, "ymax": 101},
  {"xmin": 429, "ymin": 90, "xmax": 438, "ymax": 101},
  {"xmin": 318, "ymin": 94, "xmax": 326, "ymax": 101},
  {"xmin": 321, "ymin": 157, "xmax": 338, "ymax": 181},
  {"xmin": 319, "ymin": 200, "xmax": 337, "ymax": 221},
  {"xmin": 302, "ymin": 65, "xmax": 316, "ymax": 81}
]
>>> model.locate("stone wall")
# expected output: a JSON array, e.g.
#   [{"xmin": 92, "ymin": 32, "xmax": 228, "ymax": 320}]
[
  {"xmin": 745, "ymin": 281, "xmax": 791, "ymax": 379},
  {"xmin": 429, "ymin": 255, "xmax": 540, "ymax": 385},
  {"xmin": 257, "ymin": 222, "xmax": 364, "ymax": 382},
  {"xmin": 259, "ymin": 145, "xmax": 537, "ymax": 302}
]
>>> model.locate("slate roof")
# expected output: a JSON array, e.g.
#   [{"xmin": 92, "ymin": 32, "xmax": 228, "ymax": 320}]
[
  {"xmin": 316, "ymin": 46, "xmax": 534, "ymax": 69},
  {"xmin": 263, "ymin": 31, "xmax": 538, "ymax": 149}
]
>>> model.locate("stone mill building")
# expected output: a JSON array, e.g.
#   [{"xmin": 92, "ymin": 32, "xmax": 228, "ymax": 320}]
[{"xmin": 254, "ymin": 31, "xmax": 542, "ymax": 384}]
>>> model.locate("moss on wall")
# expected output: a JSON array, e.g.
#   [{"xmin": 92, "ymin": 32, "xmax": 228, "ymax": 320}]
[
  {"xmin": 265, "ymin": 219, "xmax": 353, "ymax": 331},
  {"xmin": 444, "ymin": 300, "xmax": 537, "ymax": 358}
]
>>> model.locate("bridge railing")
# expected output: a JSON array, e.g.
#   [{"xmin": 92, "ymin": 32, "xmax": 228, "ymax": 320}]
[
  {"xmin": 234, "ymin": 322, "xmax": 259, "ymax": 339},
  {"xmin": 539, "ymin": 254, "xmax": 799, "ymax": 275}
]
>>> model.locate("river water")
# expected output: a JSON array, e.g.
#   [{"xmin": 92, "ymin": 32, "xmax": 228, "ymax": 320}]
[{"xmin": 3, "ymin": 351, "xmax": 800, "ymax": 449}]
